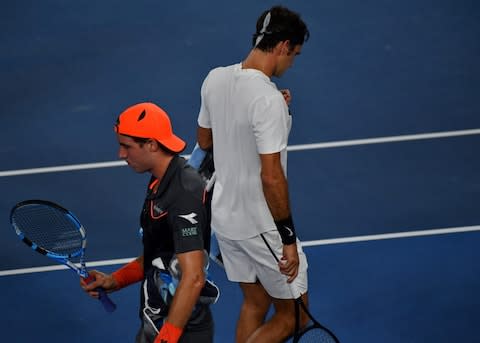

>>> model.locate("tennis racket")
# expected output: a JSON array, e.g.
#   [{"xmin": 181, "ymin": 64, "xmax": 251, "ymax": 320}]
[
  {"xmin": 289, "ymin": 282, "xmax": 340, "ymax": 343},
  {"xmin": 10, "ymin": 199, "xmax": 116, "ymax": 312},
  {"xmin": 260, "ymin": 233, "xmax": 340, "ymax": 343}
]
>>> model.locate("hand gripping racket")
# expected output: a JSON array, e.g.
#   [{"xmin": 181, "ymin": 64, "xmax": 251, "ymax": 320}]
[
  {"xmin": 10, "ymin": 199, "xmax": 116, "ymax": 312},
  {"xmin": 260, "ymin": 234, "xmax": 340, "ymax": 343}
]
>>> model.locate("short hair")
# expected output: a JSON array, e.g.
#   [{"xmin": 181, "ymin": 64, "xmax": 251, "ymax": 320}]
[
  {"xmin": 252, "ymin": 6, "xmax": 310, "ymax": 51},
  {"xmin": 127, "ymin": 135, "xmax": 177, "ymax": 155}
]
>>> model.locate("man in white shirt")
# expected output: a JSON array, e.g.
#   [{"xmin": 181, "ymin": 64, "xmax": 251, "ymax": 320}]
[{"xmin": 197, "ymin": 6, "xmax": 310, "ymax": 343}]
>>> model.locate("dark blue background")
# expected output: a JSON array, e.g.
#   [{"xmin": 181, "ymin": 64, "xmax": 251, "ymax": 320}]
[{"xmin": 1, "ymin": 1, "xmax": 479, "ymax": 342}]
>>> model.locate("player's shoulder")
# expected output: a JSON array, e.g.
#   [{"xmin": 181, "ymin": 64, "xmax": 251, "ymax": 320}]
[
  {"xmin": 207, "ymin": 63, "xmax": 241, "ymax": 78},
  {"xmin": 177, "ymin": 158, "xmax": 206, "ymax": 197},
  {"xmin": 235, "ymin": 68, "xmax": 278, "ymax": 95}
]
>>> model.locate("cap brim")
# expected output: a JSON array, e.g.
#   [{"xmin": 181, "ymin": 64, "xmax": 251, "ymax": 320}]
[{"xmin": 162, "ymin": 134, "xmax": 186, "ymax": 153}]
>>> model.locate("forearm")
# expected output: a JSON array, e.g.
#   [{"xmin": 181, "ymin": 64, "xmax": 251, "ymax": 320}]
[
  {"xmin": 166, "ymin": 271, "xmax": 205, "ymax": 328},
  {"xmin": 111, "ymin": 255, "xmax": 144, "ymax": 290},
  {"xmin": 260, "ymin": 152, "xmax": 291, "ymax": 220},
  {"xmin": 260, "ymin": 153, "xmax": 297, "ymax": 244},
  {"xmin": 261, "ymin": 170, "xmax": 291, "ymax": 220}
]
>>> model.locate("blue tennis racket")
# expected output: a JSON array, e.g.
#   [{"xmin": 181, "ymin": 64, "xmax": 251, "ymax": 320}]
[{"xmin": 10, "ymin": 199, "xmax": 116, "ymax": 312}]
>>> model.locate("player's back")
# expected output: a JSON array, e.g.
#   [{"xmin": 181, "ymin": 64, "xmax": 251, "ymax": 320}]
[{"xmin": 202, "ymin": 63, "xmax": 288, "ymax": 239}]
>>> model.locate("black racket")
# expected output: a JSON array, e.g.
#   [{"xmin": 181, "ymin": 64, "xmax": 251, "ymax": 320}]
[
  {"xmin": 260, "ymin": 233, "xmax": 340, "ymax": 342},
  {"xmin": 289, "ymin": 282, "xmax": 340, "ymax": 343},
  {"xmin": 10, "ymin": 199, "xmax": 116, "ymax": 312}
]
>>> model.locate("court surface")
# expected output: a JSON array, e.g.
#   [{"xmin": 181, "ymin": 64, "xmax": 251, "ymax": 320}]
[{"xmin": 1, "ymin": 1, "xmax": 479, "ymax": 342}]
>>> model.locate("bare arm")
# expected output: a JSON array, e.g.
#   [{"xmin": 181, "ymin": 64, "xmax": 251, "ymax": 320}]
[
  {"xmin": 197, "ymin": 126, "xmax": 213, "ymax": 150},
  {"xmin": 260, "ymin": 153, "xmax": 299, "ymax": 282},
  {"xmin": 260, "ymin": 89, "xmax": 293, "ymax": 219},
  {"xmin": 165, "ymin": 250, "xmax": 206, "ymax": 328},
  {"xmin": 259, "ymin": 152, "xmax": 291, "ymax": 219}
]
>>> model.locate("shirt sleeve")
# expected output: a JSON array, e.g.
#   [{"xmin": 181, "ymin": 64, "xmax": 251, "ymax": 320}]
[
  {"xmin": 197, "ymin": 73, "xmax": 212, "ymax": 129},
  {"xmin": 169, "ymin": 195, "xmax": 206, "ymax": 255},
  {"xmin": 251, "ymin": 93, "xmax": 290, "ymax": 154}
]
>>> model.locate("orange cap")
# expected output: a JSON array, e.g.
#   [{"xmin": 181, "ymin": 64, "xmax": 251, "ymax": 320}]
[{"xmin": 114, "ymin": 102, "xmax": 186, "ymax": 153}]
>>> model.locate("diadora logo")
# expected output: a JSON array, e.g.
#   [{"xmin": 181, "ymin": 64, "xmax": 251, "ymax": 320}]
[
  {"xmin": 182, "ymin": 227, "xmax": 198, "ymax": 237},
  {"xmin": 178, "ymin": 212, "xmax": 198, "ymax": 224}
]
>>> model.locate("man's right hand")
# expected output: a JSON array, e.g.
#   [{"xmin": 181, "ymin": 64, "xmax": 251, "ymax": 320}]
[
  {"xmin": 80, "ymin": 270, "xmax": 118, "ymax": 298},
  {"xmin": 279, "ymin": 242, "xmax": 299, "ymax": 283}
]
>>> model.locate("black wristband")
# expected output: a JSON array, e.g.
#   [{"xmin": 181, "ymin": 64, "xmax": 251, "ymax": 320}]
[{"xmin": 275, "ymin": 216, "xmax": 297, "ymax": 245}]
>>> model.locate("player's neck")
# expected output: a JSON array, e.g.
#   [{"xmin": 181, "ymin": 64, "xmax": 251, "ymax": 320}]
[
  {"xmin": 150, "ymin": 154, "xmax": 174, "ymax": 186},
  {"xmin": 242, "ymin": 48, "xmax": 277, "ymax": 78}
]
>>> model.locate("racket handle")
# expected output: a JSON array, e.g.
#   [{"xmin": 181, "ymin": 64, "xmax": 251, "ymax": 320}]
[
  {"xmin": 97, "ymin": 288, "xmax": 117, "ymax": 312},
  {"xmin": 84, "ymin": 275, "xmax": 117, "ymax": 312}
]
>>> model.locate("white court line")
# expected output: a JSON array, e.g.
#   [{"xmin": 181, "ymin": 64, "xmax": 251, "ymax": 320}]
[
  {"xmin": 0, "ymin": 161, "xmax": 128, "ymax": 177},
  {"xmin": 287, "ymin": 128, "xmax": 480, "ymax": 151},
  {"xmin": 1, "ymin": 128, "xmax": 479, "ymax": 177},
  {"xmin": 1, "ymin": 225, "xmax": 479, "ymax": 277},
  {"xmin": 0, "ymin": 258, "xmax": 135, "ymax": 277},
  {"xmin": 301, "ymin": 225, "xmax": 480, "ymax": 247}
]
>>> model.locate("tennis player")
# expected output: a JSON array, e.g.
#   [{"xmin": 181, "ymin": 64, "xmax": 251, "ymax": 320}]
[
  {"xmin": 196, "ymin": 5, "xmax": 310, "ymax": 343},
  {"xmin": 81, "ymin": 102, "xmax": 216, "ymax": 343}
]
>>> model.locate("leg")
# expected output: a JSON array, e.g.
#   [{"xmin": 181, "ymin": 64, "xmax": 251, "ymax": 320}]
[
  {"xmin": 246, "ymin": 292, "xmax": 310, "ymax": 343},
  {"xmin": 236, "ymin": 281, "xmax": 272, "ymax": 343}
]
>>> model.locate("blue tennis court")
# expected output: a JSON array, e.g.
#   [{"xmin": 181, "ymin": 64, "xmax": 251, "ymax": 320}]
[{"xmin": 1, "ymin": 1, "xmax": 479, "ymax": 342}]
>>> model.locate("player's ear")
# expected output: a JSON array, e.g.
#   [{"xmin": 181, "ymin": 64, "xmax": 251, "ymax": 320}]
[
  {"xmin": 278, "ymin": 40, "xmax": 291, "ymax": 55},
  {"xmin": 146, "ymin": 139, "xmax": 159, "ymax": 152},
  {"xmin": 273, "ymin": 41, "xmax": 285, "ymax": 55}
]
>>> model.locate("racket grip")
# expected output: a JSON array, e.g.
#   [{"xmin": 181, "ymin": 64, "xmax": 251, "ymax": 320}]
[
  {"xmin": 98, "ymin": 288, "xmax": 117, "ymax": 312},
  {"xmin": 84, "ymin": 274, "xmax": 117, "ymax": 312}
]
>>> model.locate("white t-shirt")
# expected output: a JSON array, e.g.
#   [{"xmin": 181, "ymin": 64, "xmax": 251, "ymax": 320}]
[{"xmin": 197, "ymin": 63, "xmax": 292, "ymax": 240}]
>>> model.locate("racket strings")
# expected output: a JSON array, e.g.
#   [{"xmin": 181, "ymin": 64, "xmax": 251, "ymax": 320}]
[
  {"xmin": 294, "ymin": 302, "xmax": 340, "ymax": 343},
  {"xmin": 12, "ymin": 204, "xmax": 84, "ymax": 256},
  {"xmin": 297, "ymin": 326, "xmax": 338, "ymax": 342}
]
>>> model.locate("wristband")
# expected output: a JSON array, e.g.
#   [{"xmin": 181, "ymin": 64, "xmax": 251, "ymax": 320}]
[
  {"xmin": 154, "ymin": 321, "xmax": 183, "ymax": 343},
  {"xmin": 275, "ymin": 215, "xmax": 297, "ymax": 245},
  {"xmin": 111, "ymin": 259, "xmax": 144, "ymax": 290}
]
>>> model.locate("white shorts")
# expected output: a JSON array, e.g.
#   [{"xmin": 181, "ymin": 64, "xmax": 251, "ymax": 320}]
[{"xmin": 215, "ymin": 230, "xmax": 308, "ymax": 299}]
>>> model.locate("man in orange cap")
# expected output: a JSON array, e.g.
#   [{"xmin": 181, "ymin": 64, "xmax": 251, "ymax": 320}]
[{"xmin": 81, "ymin": 102, "xmax": 217, "ymax": 343}]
